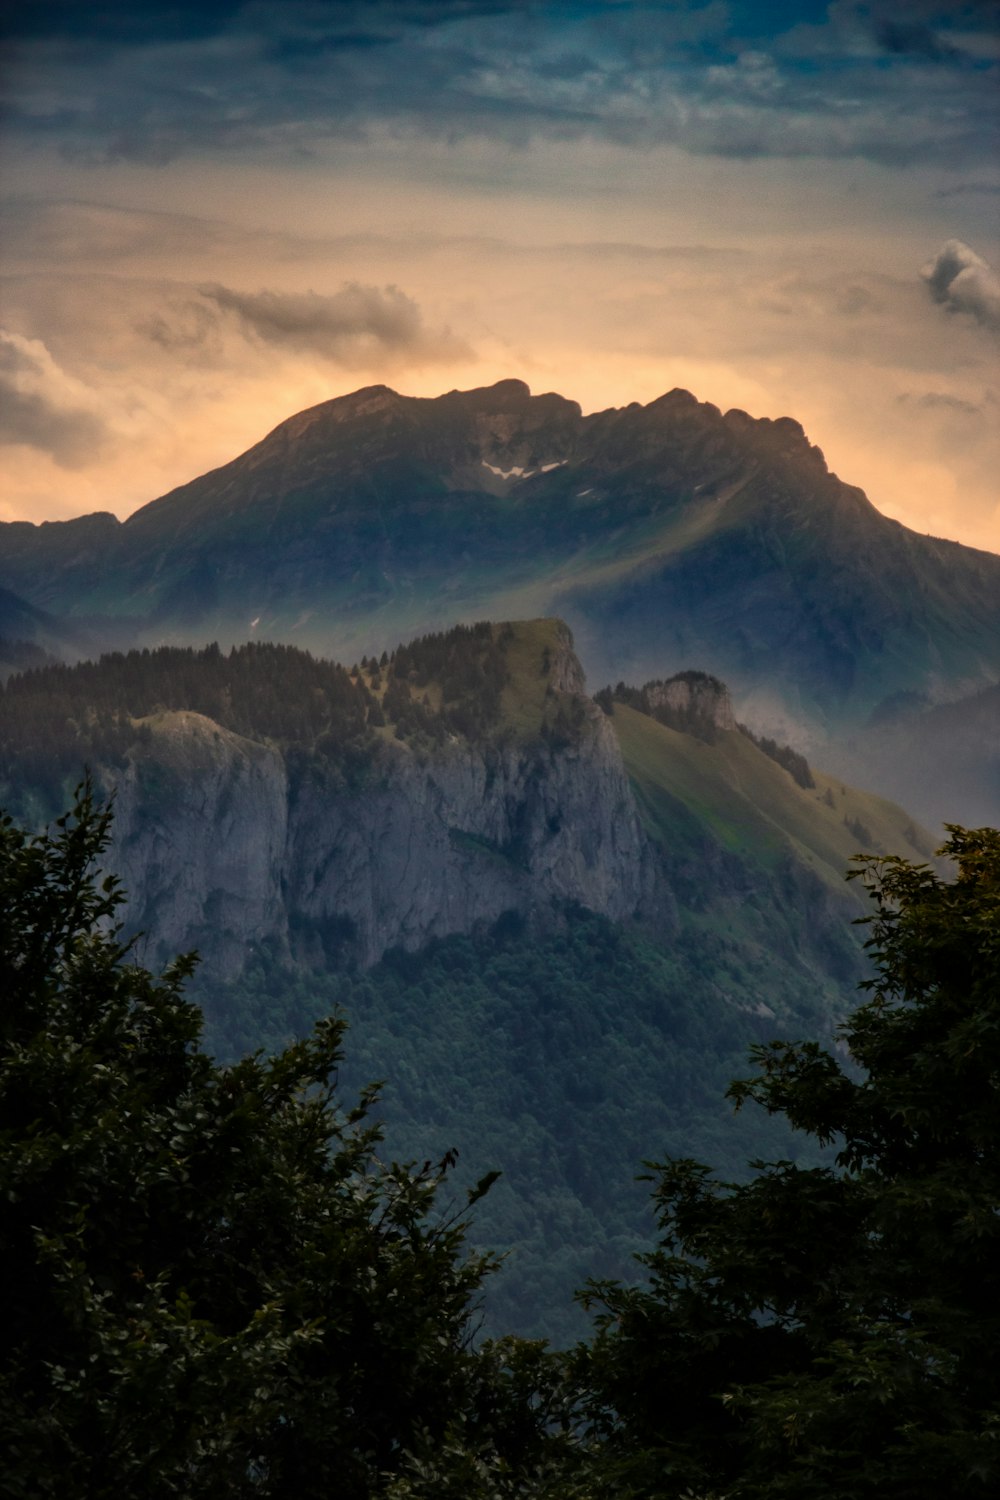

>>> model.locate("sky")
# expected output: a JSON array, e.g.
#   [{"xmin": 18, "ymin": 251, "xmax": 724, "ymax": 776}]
[{"xmin": 1, "ymin": 0, "xmax": 998, "ymax": 551}]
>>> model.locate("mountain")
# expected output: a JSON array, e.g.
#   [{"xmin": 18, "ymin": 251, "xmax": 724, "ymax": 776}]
[
  {"xmin": 0, "ymin": 617, "xmax": 939, "ymax": 1339},
  {"xmin": 0, "ymin": 584, "xmax": 108, "ymax": 681},
  {"xmin": 0, "ymin": 617, "xmax": 932, "ymax": 984},
  {"xmin": 1, "ymin": 620, "xmax": 652, "ymax": 977},
  {"xmin": 828, "ymin": 680, "xmax": 1000, "ymax": 833},
  {"xmin": 2, "ymin": 381, "xmax": 998, "ymax": 827}
]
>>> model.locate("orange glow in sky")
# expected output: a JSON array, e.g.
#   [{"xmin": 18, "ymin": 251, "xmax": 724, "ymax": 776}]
[{"xmin": 2, "ymin": 4, "xmax": 998, "ymax": 552}]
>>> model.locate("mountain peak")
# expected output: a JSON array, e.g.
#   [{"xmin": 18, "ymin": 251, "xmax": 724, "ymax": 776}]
[
  {"xmin": 2, "ymin": 378, "xmax": 997, "ymax": 787},
  {"xmin": 277, "ymin": 384, "xmax": 402, "ymax": 440},
  {"xmin": 455, "ymin": 378, "xmax": 533, "ymax": 402}
]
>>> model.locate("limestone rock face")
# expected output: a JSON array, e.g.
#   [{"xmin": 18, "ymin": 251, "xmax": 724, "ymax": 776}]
[
  {"xmin": 286, "ymin": 697, "xmax": 649, "ymax": 969},
  {"xmin": 104, "ymin": 652, "xmax": 657, "ymax": 980},
  {"xmin": 108, "ymin": 711, "xmax": 289, "ymax": 978},
  {"xmin": 644, "ymin": 673, "xmax": 737, "ymax": 733}
]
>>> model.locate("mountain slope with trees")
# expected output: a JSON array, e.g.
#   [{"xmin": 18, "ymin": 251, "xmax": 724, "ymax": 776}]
[
  {"xmin": 0, "ymin": 618, "xmax": 940, "ymax": 1340},
  {"xmin": 3, "ymin": 786, "xmax": 997, "ymax": 1497},
  {"xmin": 2, "ymin": 381, "xmax": 998, "ymax": 830}
]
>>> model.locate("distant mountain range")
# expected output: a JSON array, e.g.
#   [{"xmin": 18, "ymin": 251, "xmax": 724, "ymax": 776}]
[{"xmin": 2, "ymin": 379, "xmax": 998, "ymax": 827}]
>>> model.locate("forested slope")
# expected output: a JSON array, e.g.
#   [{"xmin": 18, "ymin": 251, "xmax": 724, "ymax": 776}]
[{"xmin": 0, "ymin": 618, "xmax": 938, "ymax": 1339}]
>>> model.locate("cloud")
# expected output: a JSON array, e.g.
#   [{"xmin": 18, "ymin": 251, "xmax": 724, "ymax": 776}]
[
  {"xmin": 197, "ymin": 281, "xmax": 472, "ymax": 363},
  {"xmin": 921, "ymin": 240, "xmax": 1000, "ymax": 331},
  {"xmin": 4, "ymin": 0, "xmax": 997, "ymax": 169},
  {"xmin": 0, "ymin": 331, "xmax": 108, "ymax": 466},
  {"xmin": 897, "ymin": 390, "xmax": 986, "ymax": 417},
  {"xmin": 136, "ymin": 298, "xmax": 225, "ymax": 358},
  {"xmin": 0, "ymin": 1, "xmax": 531, "ymax": 44},
  {"xmin": 873, "ymin": 19, "xmax": 961, "ymax": 61},
  {"xmin": 934, "ymin": 182, "xmax": 1000, "ymax": 198}
]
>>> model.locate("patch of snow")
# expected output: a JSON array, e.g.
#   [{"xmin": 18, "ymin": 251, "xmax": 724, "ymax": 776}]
[
  {"xmin": 576, "ymin": 488, "xmax": 593, "ymax": 497},
  {"xmin": 482, "ymin": 461, "xmax": 532, "ymax": 480},
  {"xmin": 250, "ymin": 616, "xmax": 260, "ymax": 630},
  {"xmin": 540, "ymin": 461, "xmax": 567, "ymax": 473}
]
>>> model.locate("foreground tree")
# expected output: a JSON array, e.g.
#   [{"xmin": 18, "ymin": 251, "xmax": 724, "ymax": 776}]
[
  {"xmin": 5, "ymin": 784, "xmax": 996, "ymax": 1499},
  {"xmin": 0, "ymin": 787, "xmax": 575, "ymax": 1499},
  {"xmin": 574, "ymin": 826, "xmax": 1000, "ymax": 1498}
]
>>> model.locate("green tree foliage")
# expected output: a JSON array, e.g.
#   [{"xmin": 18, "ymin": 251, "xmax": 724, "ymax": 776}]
[
  {"xmin": 0, "ymin": 642, "xmax": 380, "ymax": 806},
  {"xmin": 0, "ymin": 624, "xmax": 514, "ymax": 813},
  {"xmin": 5, "ymin": 780, "xmax": 995, "ymax": 1498},
  {"xmin": 199, "ymin": 908, "xmax": 837, "ymax": 1346},
  {"xmin": 0, "ymin": 787, "xmax": 570, "ymax": 1498},
  {"xmin": 385, "ymin": 622, "xmax": 512, "ymax": 743},
  {"xmin": 573, "ymin": 826, "xmax": 1000, "ymax": 1498}
]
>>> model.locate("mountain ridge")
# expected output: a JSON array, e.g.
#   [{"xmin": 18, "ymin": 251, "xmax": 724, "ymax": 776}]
[
  {"xmin": 0, "ymin": 616, "xmax": 934, "ymax": 983},
  {"xmin": 3, "ymin": 379, "xmax": 997, "ymax": 827}
]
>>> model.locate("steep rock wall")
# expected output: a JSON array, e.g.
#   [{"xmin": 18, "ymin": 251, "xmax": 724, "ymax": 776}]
[
  {"xmin": 109, "ymin": 711, "xmax": 289, "ymax": 978},
  {"xmin": 107, "ymin": 676, "xmax": 658, "ymax": 979},
  {"xmin": 644, "ymin": 674, "xmax": 736, "ymax": 733}
]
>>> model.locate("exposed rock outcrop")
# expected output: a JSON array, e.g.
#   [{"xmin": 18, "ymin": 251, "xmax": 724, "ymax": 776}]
[
  {"xmin": 106, "ymin": 643, "xmax": 658, "ymax": 979},
  {"xmin": 643, "ymin": 673, "xmax": 736, "ymax": 734},
  {"xmin": 109, "ymin": 712, "xmax": 288, "ymax": 978}
]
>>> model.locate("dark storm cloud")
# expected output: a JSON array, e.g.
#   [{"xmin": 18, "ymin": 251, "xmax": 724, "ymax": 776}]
[
  {"xmin": 3, "ymin": 1, "xmax": 998, "ymax": 168},
  {"xmin": 196, "ymin": 281, "xmax": 473, "ymax": 361},
  {"xmin": 873, "ymin": 20, "xmax": 961, "ymax": 61},
  {"xmin": 0, "ymin": 1, "xmax": 240, "ymax": 42},
  {"xmin": 0, "ymin": 338, "xmax": 107, "ymax": 466},
  {"xmin": 0, "ymin": 1, "xmax": 530, "ymax": 43},
  {"xmin": 922, "ymin": 241, "xmax": 1000, "ymax": 332}
]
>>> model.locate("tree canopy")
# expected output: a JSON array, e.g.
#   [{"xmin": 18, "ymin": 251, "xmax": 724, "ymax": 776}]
[
  {"xmin": 573, "ymin": 825, "xmax": 1000, "ymax": 1498},
  {"xmin": 0, "ymin": 786, "xmax": 572, "ymax": 1498},
  {"xmin": 2, "ymin": 781, "xmax": 997, "ymax": 1498}
]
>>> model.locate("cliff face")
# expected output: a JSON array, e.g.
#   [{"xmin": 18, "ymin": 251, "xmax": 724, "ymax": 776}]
[
  {"xmin": 106, "ymin": 640, "xmax": 655, "ymax": 979},
  {"xmin": 643, "ymin": 673, "xmax": 736, "ymax": 734},
  {"xmin": 109, "ymin": 712, "xmax": 289, "ymax": 978},
  {"xmin": 286, "ymin": 701, "xmax": 649, "ymax": 969}
]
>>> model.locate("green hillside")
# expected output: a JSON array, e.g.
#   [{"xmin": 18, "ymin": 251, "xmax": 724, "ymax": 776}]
[{"xmin": 611, "ymin": 701, "xmax": 936, "ymax": 888}]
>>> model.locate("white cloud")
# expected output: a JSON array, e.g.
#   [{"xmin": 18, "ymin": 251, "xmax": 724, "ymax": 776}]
[{"xmin": 921, "ymin": 240, "xmax": 1000, "ymax": 331}]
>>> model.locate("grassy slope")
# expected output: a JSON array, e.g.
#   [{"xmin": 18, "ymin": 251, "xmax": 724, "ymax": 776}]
[
  {"xmin": 610, "ymin": 703, "xmax": 937, "ymax": 892},
  {"xmin": 496, "ymin": 618, "xmax": 570, "ymax": 735}
]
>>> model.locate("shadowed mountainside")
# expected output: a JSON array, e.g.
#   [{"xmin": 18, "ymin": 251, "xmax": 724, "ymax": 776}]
[{"xmin": 2, "ymin": 382, "xmax": 998, "ymax": 784}]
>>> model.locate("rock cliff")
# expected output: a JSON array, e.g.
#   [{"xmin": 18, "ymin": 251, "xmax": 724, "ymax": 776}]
[
  {"xmin": 642, "ymin": 672, "xmax": 736, "ymax": 734},
  {"xmin": 106, "ymin": 626, "xmax": 656, "ymax": 978}
]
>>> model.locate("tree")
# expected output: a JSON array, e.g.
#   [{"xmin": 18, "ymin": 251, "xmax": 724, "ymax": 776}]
[
  {"xmin": 0, "ymin": 786, "xmax": 567, "ymax": 1498},
  {"xmin": 574, "ymin": 826, "xmax": 1000, "ymax": 1498}
]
